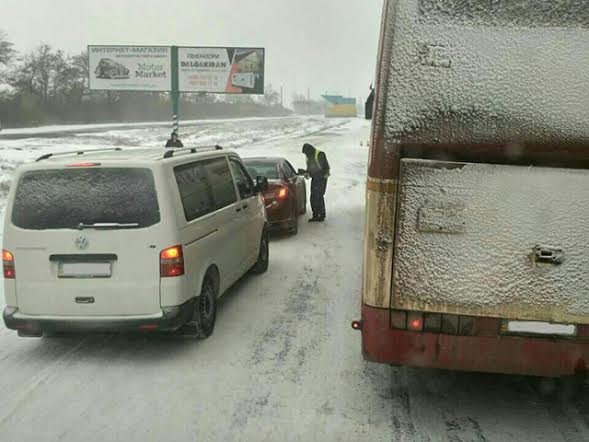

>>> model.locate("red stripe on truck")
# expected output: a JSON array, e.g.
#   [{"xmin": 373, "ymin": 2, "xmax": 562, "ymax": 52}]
[{"xmin": 361, "ymin": 304, "xmax": 589, "ymax": 377}]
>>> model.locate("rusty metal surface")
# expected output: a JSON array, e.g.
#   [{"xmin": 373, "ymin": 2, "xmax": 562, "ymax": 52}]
[
  {"xmin": 363, "ymin": 186, "xmax": 397, "ymax": 308},
  {"xmin": 392, "ymin": 159, "xmax": 589, "ymax": 323}
]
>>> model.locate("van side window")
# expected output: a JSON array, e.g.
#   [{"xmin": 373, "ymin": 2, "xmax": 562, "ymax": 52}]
[
  {"xmin": 174, "ymin": 157, "xmax": 237, "ymax": 222},
  {"xmin": 203, "ymin": 157, "xmax": 238, "ymax": 209},
  {"xmin": 174, "ymin": 162, "xmax": 215, "ymax": 221},
  {"xmin": 229, "ymin": 158, "xmax": 255, "ymax": 199}
]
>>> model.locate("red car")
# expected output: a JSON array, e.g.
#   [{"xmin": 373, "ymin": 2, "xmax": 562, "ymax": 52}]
[{"xmin": 243, "ymin": 157, "xmax": 306, "ymax": 234}]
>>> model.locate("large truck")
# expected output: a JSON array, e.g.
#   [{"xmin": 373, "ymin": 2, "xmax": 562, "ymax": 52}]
[{"xmin": 355, "ymin": 0, "xmax": 589, "ymax": 377}]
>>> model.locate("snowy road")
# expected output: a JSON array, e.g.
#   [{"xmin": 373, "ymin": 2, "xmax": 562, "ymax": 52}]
[{"xmin": 0, "ymin": 117, "xmax": 588, "ymax": 441}]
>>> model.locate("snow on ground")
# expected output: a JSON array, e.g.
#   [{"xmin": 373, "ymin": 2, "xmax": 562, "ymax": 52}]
[
  {"xmin": 0, "ymin": 115, "xmax": 300, "ymax": 137},
  {"xmin": 0, "ymin": 117, "xmax": 588, "ymax": 441}
]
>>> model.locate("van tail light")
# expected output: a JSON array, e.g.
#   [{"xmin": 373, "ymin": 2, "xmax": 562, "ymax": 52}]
[
  {"xmin": 3, "ymin": 249, "xmax": 15, "ymax": 279},
  {"xmin": 160, "ymin": 245, "xmax": 184, "ymax": 277}
]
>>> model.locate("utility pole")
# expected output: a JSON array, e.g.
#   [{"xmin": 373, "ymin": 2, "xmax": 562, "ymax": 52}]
[{"xmin": 171, "ymin": 46, "xmax": 180, "ymax": 135}]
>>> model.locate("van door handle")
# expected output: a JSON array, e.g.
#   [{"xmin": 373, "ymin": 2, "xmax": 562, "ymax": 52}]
[
  {"xmin": 242, "ymin": 203, "xmax": 249, "ymax": 209},
  {"xmin": 236, "ymin": 207, "xmax": 242, "ymax": 212}
]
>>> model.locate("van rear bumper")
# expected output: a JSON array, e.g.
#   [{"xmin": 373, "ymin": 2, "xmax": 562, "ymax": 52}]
[{"xmin": 3, "ymin": 299, "xmax": 195, "ymax": 334}]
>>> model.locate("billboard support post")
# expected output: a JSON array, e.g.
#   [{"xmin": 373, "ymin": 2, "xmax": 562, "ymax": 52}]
[{"xmin": 171, "ymin": 46, "xmax": 180, "ymax": 135}]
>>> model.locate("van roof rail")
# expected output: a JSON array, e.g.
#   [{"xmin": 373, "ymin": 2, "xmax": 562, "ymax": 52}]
[
  {"xmin": 36, "ymin": 147, "xmax": 123, "ymax": 162},
  {"xmin": 162, "ymin": 145, "xmax": 223, "ymax": 159}
]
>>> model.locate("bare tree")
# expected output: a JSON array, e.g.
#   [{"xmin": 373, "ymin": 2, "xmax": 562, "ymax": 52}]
[
  {"xmin": 292, "ymin": 93, "xmax": 307, "ymax": 102},
  {"xmin": 11, "ymin": 44, "xmax": 70, "ymax": 104},
  {"xmin": 261, "ymin": 84, "xmax": 280, "ymax": 107},
  {"xmin": 224, "ymin": 94, "xmax": 255, "ymax": 104},
  {"xmin": 0, "ymin": 30, "xmax": 15, "ymax": 67}
]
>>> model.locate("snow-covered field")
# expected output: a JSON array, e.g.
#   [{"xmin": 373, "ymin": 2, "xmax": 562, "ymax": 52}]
[
  {"xmin": 0, "ymin": 116, "xmax": 587, "ymax": 441},
  {"xmin": 0, "ymin": 116, "xmax": 345, "ymax": 211}
]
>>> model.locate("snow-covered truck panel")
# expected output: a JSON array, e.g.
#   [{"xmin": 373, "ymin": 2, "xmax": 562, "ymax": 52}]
[
  {"xmin": 393, "ymin": 159, "xmax": 589, "ymax": 324},
  {"xmin": 359, "ymin": 0, "xmax": 589, "ymax": 376}
]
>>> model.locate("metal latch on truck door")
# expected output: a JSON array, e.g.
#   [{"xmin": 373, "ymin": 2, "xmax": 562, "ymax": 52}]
[{"xmin": 533, "ymin": 245, "xmax": 565, "ymax": 265}]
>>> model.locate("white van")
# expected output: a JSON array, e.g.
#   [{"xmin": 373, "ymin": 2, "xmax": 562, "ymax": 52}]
[{"xmin": 2, "ymin": 146, "xmax": 269, "ymax": 338}]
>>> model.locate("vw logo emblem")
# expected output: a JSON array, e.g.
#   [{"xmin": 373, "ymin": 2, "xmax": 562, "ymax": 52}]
[{"xmin": 75, "ymin": 235, "xmax": 89, "ymax": 250}]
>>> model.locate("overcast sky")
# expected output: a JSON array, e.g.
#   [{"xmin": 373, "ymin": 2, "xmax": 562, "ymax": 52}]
[{"xmin": 1, "ymin": 0, "xmax": 383, "ymax": 103}]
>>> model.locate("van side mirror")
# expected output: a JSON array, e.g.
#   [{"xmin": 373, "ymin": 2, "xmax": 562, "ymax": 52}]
[
  {"xmin": 254, "ymin": 176, "xmax": 268, "ymax": 193},
  {"xmin": 297, "ymin": 168, "xmax": 306, "ymax": 175}
]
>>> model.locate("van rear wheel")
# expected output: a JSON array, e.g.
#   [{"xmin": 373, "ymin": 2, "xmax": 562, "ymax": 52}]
[{"xmin": 183, "ymin": 275, "xmax": 217, "ymax": 339}]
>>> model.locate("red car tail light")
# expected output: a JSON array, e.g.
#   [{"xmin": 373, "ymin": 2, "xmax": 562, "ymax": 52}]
[
  {"xmin": 160, "ymin": 245, "xmax": 184, "ymax": 277},
  {"xmin": 276, "ymin": 186, "xmax": 289, "ymax": 200},
  {"xmin": 3, "ymin": 249, "xmax": 15, "ymax": 279}
]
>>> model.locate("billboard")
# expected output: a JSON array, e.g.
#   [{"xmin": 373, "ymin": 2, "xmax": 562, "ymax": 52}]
[
  {"xmin": 88, "ymin": 46, "xmax": 172, "ymax": 91},
  {"xmin": 178, "ymin": 47, "xmax": 265, "ymax": 94}
]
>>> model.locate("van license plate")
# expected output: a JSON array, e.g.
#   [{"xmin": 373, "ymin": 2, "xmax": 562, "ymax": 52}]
[
  {"xmin": 507, "ymin": 321, "xmax": 576, "ymax": 336},
  {"xmin": 58, "ymin": 262, "xmax": 112, "ymax": 278}
]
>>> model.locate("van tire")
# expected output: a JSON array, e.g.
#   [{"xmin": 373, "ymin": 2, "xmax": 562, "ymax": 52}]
[
  {"xmin": 251, "ymin": 230, "xmax": 269, "ymax": 274},
  {"xmin": 185, "ymin": 273, "xmax": 218, "ymax": 339}
]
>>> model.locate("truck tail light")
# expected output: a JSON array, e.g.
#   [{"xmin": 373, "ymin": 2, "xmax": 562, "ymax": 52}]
[
  {"xmin": 390, "ymin": 309, "xmax": 499, "ymax": 336},
  {"xmin": 577, "ymin": 325, "xmax": 589, "ymax": 338},
  {"xmin": 160, "ymin": 245, "xmax": 184, "ymax": 277},
  {"xmin": 407, "ymin": 312, "xmax": 424, "ymax": 331},
  {"xmin": 391, "ymin": 310, "xmax": 407, "ymax": 329},
  {"xmin": 3, "ymin": 249, "xmax": 15, "ymax": 279}
]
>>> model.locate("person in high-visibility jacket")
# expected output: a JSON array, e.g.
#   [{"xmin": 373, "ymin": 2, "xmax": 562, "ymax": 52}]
[{"xmin": 301, "ymin": 143, "xmax": 330, "ymax": 222}]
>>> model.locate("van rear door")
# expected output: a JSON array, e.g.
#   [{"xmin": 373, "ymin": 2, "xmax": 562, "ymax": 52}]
[{"xmin": 8, "ymin": 166, "xmax": 163, "ymax": 316}]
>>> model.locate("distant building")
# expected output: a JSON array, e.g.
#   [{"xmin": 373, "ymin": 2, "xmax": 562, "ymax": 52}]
[
  {"xmin": 292, "ymin": 100, "xmax": 326, "ymax": 115},
  {"xmin": 322, "ymin": 95, "xmax": 357, "ymax": 118}
]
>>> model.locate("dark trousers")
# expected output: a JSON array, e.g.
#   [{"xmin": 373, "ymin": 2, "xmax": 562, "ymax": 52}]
[{"xmin": 310, "ymin": 177, "xmax": 328, "ymax": 219}]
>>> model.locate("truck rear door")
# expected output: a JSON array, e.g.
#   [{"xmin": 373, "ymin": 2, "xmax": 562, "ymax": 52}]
[{"xmin": 392, "ymin": 158, "xmax": 589, "ymax": 324}]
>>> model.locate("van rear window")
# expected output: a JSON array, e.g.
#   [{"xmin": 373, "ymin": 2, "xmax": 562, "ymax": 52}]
[{"xmin": 12, "ymin": 168, "xmax": 160, "ymax": 230}]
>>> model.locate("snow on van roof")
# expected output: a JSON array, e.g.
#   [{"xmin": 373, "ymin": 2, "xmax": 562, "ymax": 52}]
[{"xmin": 378, "ymin": 0, "xmax": 589, "ymax": 144}]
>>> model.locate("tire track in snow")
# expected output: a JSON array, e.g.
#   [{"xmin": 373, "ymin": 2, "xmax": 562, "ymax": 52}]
[
  {"xmin": 533, "ymin": 378, "xmax": 589, "ymax": 442},
  {"xmin": 226, "ymin": 269, "xmax": 324, "ymax": 435},
  {"xmin": 0, "ymin": 335, "xmax": 104, "ymax": 426}
]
